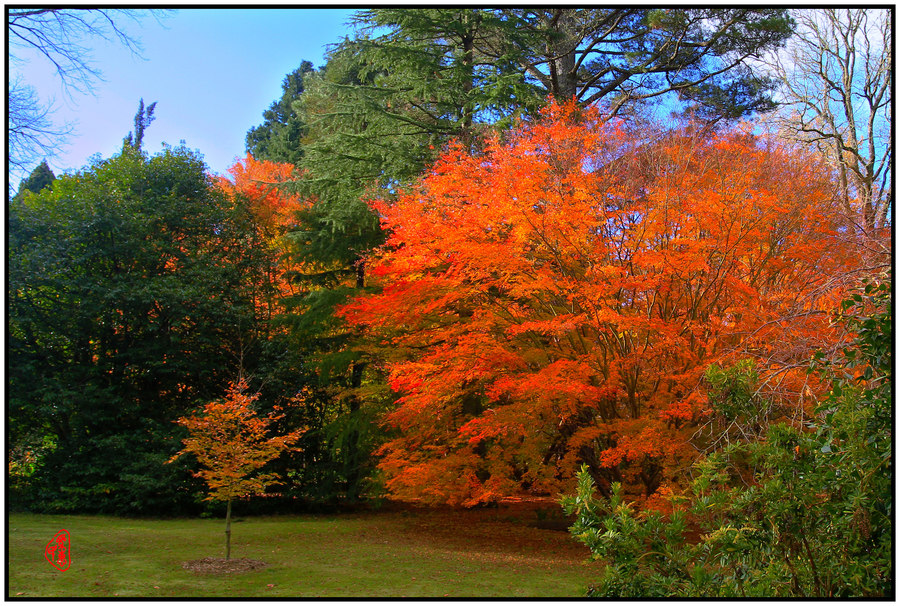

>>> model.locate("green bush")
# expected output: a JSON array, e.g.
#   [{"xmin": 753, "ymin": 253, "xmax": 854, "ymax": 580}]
[{"xmin": 562, "ymin": 279, "xmax": 892, "ymax": 598}]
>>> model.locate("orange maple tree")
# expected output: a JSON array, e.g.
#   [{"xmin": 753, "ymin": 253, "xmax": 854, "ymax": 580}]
[
  {"xmin": 340, "ymin": 102, "xmax": 859, "ymax": 506},
  {"xmin": 169, "ymin": 378, "xmax": 302, "ymax": 559},
  {"xmin": 216, "ymin": 154, "xmax": 309, "ymax": 324},
  {"xmin": 217, "ymin": 154, "xmax": 304, "ymax": 232}
]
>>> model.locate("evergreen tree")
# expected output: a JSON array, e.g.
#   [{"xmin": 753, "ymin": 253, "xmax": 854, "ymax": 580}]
[
  {"xmin": 14, "ymin": 160, "xmax": 56, "ymax": 199},
  {"xmin": 286, "ymin": 6, "xmax": 796, "ymax": 286},
  {"xmin": 245, "ymin": 60, "xmax": 316, "ymax": 165},
  {"xmin": 490, "ymin": 8, "xmax": 793, "ymax": 119},
  {"xmin": 123, "ymin": 98, "xmax": 157, "ymax": 151},
  {"xmin": 294, "ymin": 8, "xmax": 793, "ymax": 188}
]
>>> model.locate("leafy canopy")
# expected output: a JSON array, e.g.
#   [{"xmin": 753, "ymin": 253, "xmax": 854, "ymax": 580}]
[{"xmin": 340, "ymin": 102, "xmax": 857, "ymax": 506}]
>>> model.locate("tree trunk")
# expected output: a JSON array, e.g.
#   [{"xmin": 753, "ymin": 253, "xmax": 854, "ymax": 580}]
[
  {"xmin": 345, "ymin": 361, "xmax": 366, "ymax": 501},
  {"xmin": 356, "ymin": 259, "xmax": 365, "ymax": 289},
  {"xmin": 345, "ymin": 258, "xmax": 367, "ymax": 501},
  {"xmin": 458, "ymin": 11, "xmax": 478, "ymax": 147},
  {"xmin": 224, "ymin": 499, "xmax": 232, "ymax": 560},
  {"xmin": 548, "ymin": 9, "xmax": 579, "ymax": 101}
]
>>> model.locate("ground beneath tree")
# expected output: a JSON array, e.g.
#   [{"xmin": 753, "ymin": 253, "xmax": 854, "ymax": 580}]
[
  {"xmin": 183, "ymin": 497, "xmax": 588, "ymax": 578},
  {"xmin": 182, "ymin": 557, "xmax": 268, "ymax": 575},
  {"xmin": 327, "ymin": 496, "xmax": 586, "ymax": 568}
]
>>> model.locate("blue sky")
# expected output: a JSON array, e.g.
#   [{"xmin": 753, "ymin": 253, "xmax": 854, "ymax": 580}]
[{"xmin": 10, "ymin": 8, "xmax": 356, "ymax": 184}]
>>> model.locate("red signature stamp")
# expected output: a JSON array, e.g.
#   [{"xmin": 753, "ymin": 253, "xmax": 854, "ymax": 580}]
[{"xmin": 45, "ymin": 529, "xmax": 70, "ymax": 571}]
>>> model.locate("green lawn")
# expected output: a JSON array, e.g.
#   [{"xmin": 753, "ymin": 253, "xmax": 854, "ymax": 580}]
[{"xmin": 8, "ymin": 506, "xmax": 601, "ymax": 598}]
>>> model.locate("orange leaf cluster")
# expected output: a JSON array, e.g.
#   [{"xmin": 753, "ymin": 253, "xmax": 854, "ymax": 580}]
[
  {"xmin": 216, "ymin": 154, "xmax": 310, "ymax": 318},
  {"xmin": 341, "ymin": 102, "xmax": 858, "ymax": 505},
  {"xmin": 217, "ymin": 154, "xmax": 307, "ymax": 233},
  {"xmin": 169, "ymin": 378, "xmax": 303, "ymax": 502}
]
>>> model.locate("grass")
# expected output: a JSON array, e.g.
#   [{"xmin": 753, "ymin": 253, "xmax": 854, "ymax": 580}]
[{"xmin": 8, "ymin": 503, "xmax": 602, "ymax": 598}]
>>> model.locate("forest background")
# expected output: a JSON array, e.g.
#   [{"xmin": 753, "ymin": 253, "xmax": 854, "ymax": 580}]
[{"xmin": 7, "ymin": 7, "xmax": 892, "ymax": 596}]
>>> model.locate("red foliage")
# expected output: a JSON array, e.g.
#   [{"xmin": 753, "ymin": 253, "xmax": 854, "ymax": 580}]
[
  {"xmin": 217, "ymin": 154, "xmax": 306, "ymax": 232},
  {"xmin": 341, "ymin": 102, "xmax": 859, "ymax": 505}
]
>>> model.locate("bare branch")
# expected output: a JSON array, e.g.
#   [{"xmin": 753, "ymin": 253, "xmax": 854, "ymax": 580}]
[
  {"xmin": 7, "ymin": 77, "xmax": 73, "ymax": 176},
  {"xmin": 762, "ymin": 8, "xmax": 892, "ymax": 235},
  {"xmin": 7, "ymin": 9, "xmax": 172, "ymax": 182}
]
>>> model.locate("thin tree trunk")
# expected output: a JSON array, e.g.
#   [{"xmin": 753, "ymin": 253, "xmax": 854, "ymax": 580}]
[
  {"xmin": 346, "ymin": 361, "xmax": 366, "ymax": 501},
  {"xmin": 346, "ymin": 258, "xmax": 367, "ymax": 501},
  {"xmin": 225, "ymin": 499, "xmax": 232, "ymax": 560}
]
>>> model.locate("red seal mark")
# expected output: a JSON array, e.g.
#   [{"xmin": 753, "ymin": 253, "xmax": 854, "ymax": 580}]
[{"xmin": 45, "ymin": 529, "xmax": 70, "ymax": 571}]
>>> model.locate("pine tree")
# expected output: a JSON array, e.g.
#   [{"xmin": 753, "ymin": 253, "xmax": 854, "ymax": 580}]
[{"xmin": 246, "ymin": 61, "xmax": 316, "ymax": 166}]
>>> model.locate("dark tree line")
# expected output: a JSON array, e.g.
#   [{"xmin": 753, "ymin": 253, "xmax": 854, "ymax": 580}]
[{"xmin": 10, "ymin": 8, "xmax": 802, "ymax": 514}]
